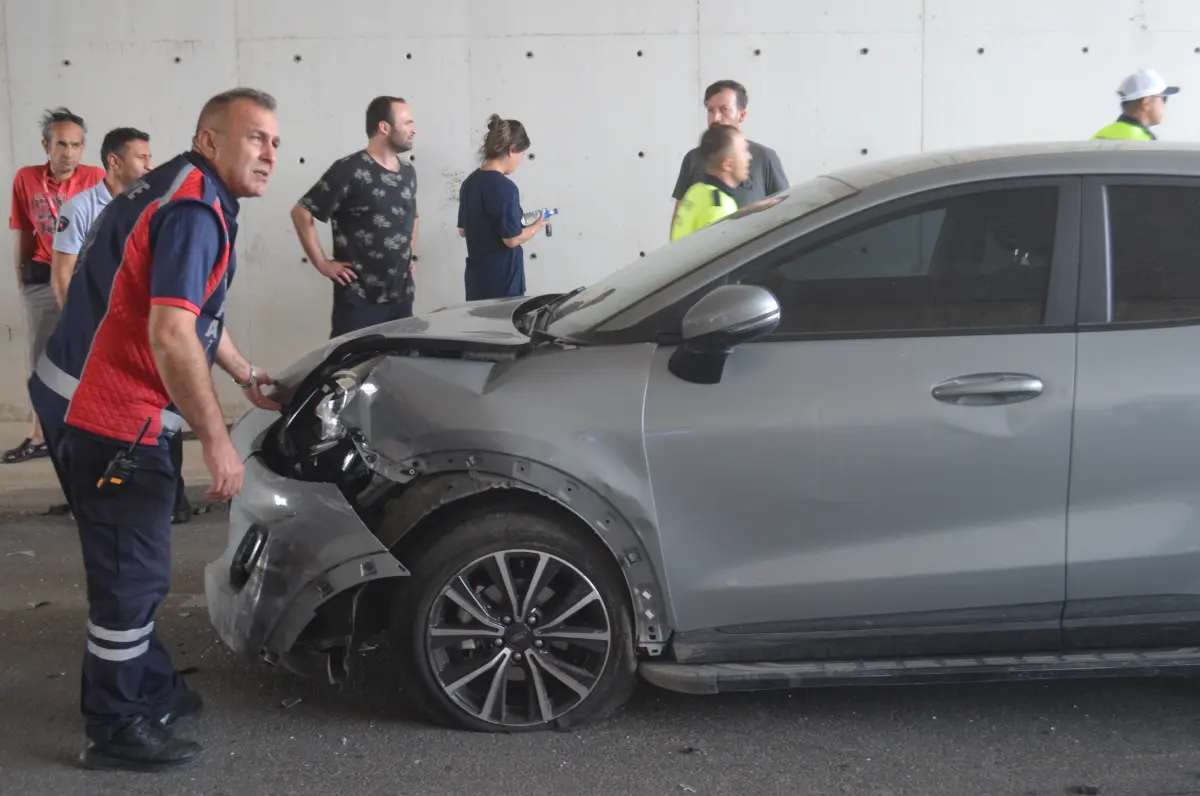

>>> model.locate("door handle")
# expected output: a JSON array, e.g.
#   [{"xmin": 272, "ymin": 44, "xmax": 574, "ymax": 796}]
[{"xmin": 931, "ymin": 372, "xmax": 1044, "ymax": 406}]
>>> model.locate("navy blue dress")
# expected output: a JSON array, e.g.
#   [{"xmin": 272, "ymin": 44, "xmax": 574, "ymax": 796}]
[{"xmin": 457, "ymin": 169, "xmax": 526, "ymax": 300}]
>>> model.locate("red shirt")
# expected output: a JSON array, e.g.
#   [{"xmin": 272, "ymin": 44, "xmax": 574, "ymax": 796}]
[{"xmin": 9, "ymin": 163, "xmax": 105, "ymax": 265}]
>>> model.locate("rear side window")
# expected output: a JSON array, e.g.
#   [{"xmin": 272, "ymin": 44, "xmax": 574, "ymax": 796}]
[
  {"xmin": 741, "ymin": 186, "xmax": 1060, "ymax": 336},
  {"xmin": 1107, "ymin": 185, "xmax": 1200, "ymax": 323}
]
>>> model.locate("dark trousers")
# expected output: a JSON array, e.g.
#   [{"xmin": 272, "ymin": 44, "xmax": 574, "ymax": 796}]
[
  {"xmin": 41, "ymin": 414, "xmax": 187, "ymax": 513},
  {"xmin": 464, "ymin": 265, "xmax": 525, "ymax": 301},
  {"xmin": 59, "ymin": 428, "xmax": 183, "ymax": 743},
  {"xmin": 38, "ymin": 410, "xmax": 75, "ymax": 512},
  {"xmin": 330, "ymin": 296, "xmax": 413, "ymax": 338},
  {"xmin": 168, "ymin": 432, "xmax": 186, "ymax": 509}
]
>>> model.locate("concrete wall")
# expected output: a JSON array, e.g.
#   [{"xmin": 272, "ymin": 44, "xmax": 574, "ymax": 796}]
[{"xmin": 2, "ymin": 0, "xmax": 1199, "ymax": 419}]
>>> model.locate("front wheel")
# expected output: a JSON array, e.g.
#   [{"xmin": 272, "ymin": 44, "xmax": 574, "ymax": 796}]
[{"xmin": 389, "ymin": 505, "xmax": 638, "ymax": 732}]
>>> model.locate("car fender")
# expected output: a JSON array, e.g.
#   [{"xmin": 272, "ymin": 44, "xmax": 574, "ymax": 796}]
[{"xmin": 375, "ymin": 452, "xmax": 670, "ymax": 657}]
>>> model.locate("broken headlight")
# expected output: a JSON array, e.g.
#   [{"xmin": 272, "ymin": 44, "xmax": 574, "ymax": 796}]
[
  {"xmin": 267, "ymin": 352, "xmax": 382, "ymax": 476},
  {"xmin": 311, "ymin": 370, "xmax": 360, "ymax": 453}
]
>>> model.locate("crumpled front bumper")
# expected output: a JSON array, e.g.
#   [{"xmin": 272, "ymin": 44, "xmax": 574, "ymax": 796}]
[{"xmin": 203, "ymin": 409, "xmax": 408, "ymax": 678}]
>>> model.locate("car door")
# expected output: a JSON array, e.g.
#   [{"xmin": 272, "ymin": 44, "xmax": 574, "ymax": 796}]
[
  {"xmin": 643, "ymin": 176, "xmax": 1082, "ymax": 663},
  {"xmin": 1065, "ymin": 175, "xmax": 1200, "ymax": 650}
]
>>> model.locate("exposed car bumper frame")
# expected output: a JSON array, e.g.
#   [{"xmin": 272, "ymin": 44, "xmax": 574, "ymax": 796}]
[{"xmin": 203, "ymin": 449, "xmax": 408, "ymax": 681}]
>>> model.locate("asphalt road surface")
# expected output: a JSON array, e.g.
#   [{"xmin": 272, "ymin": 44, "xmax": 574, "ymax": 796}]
[{"xmin": 5, "ymin": 510, "xmax": 1200, "ymax": 796}]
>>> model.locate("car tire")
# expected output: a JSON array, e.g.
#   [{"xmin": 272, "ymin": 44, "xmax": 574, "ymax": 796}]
[{"xmin": 389, "ymin": 503, "xmax": 638, "ymax": 732}]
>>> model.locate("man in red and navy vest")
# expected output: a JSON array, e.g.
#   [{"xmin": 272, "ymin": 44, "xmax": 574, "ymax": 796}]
[{"xmin": 28, "ymin": 88, "xmax": 282, "ymax": 773}]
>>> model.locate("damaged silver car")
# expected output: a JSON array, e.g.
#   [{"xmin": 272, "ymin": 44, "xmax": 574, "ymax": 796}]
[{"xmin": 207, "ymin": 141, "xmax": 1200, "ymax": 732}]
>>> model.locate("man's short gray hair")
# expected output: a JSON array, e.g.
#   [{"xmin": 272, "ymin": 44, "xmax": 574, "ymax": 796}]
[
  {"xmin": 40, "ymin": 107, "xmax": 87, "ymax": 142},
  {"xmin": 194, "ymin": 88, "xmax": 277, "ymax": 135}
]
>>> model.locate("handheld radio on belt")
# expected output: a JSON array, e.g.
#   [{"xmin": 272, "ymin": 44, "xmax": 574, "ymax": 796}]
[{"xmin": 96, "ymin": 416, "xmax": 152, "ymax": 493}]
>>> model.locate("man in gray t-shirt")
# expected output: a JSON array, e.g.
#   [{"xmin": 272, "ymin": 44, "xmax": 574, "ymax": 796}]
[{"xmin": 671, "ymin": 79, "xmax": 789, "ymax": 237}]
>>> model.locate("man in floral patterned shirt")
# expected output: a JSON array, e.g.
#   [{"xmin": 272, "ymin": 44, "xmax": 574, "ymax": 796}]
[{"xmin": 290, "ymin": 95, "xmax": 419, "ymax": 337}]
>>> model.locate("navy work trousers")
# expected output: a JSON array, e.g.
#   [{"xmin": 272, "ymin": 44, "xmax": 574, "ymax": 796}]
[
  {"xmin": 37, "ymin": 410, "xmax": 75, "ymax": 511},
  {"xmin": 330, "ymin": 296, "xmax": 413, "ymax": 338},
  {"xmin": 59, "ymin": 428, "xmax": 183, "ymax": 744},
  {"xmin": 40, "ymin": 412, "xmax": 187, "ymax": 515}
]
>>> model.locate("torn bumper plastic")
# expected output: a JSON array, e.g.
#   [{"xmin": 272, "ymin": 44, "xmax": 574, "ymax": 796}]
[{"xmin": 203, "ymin": 450, "xmax": 408, "ymax": 678}]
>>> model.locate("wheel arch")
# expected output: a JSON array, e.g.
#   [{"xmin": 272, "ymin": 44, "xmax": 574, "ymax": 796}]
[{"xmin": 374, "ymin": 453, "xmax": 670, "ymax": 657}]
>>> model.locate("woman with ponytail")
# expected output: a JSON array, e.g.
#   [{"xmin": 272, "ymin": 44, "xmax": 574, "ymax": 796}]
[{"xmin": 456, "ymin": 114, "xmax": 545, "ymax": 300}]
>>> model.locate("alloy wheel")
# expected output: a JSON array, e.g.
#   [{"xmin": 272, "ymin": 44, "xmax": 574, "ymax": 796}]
[{"xmin": 425, "ymin": 548, "xmax": 614, "ymax": 728}]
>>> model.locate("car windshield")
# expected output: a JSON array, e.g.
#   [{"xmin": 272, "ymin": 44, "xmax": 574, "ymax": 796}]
[{"xmin": 544, "ymin": 175, "xmax": 857, "ymax": 337}]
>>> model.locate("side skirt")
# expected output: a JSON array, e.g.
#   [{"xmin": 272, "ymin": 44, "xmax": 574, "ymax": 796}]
[
  {"xmin": 639, "ymin": 647, "xmax": 1200, "ymax": 695},
  {"xmin": 669, "ymin": 603, "xmax": 1064, "ymax": 665}
]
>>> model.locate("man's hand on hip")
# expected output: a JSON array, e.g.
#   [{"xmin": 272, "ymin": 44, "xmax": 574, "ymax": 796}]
[{"xmin": 319, "ymin": 258, "xmax": 357, "ymax": 285}]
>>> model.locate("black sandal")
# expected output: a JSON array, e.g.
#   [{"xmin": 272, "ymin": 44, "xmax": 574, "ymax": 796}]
[{"xmin": 2, "ymin": 438, "xmax": 48, "ymax": 463}]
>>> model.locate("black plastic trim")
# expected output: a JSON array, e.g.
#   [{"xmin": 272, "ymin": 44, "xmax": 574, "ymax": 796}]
[
  {"xmin": 668, "ymin": 597, "xmax": 1200, "ymax": 666},
  {"xmin": 641, "ymin": 647, "xmax": 1200, "ymax": 695},
  {"xmin": 1063, "ymin": 596, "xmax": 1200, "ymax": 650},
  {"xmin": 671, "ymin": 603, "xmax": 1064, "ymax": 665}
]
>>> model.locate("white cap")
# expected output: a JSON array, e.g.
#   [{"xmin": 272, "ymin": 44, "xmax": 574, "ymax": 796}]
[{"xmin": 1117, "ymin": 67, "xmax": 1180, "ymax": 102}]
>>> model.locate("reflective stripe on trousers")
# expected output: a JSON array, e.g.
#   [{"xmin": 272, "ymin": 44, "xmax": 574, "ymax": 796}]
[
  {"xmin": 87, "ymin": 619, "xmax": 154, "ymax": 662},
  {"xmin": 60, "ymin": 429, "xmax": 183, "ymax": 743}
]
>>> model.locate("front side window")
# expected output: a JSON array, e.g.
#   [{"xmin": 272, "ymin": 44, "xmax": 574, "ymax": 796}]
[
  {"xmin": 741, "ymin": 186, "xmax": 1061, "ymax": 336},
  {"xmin": 543, "ymin": 175, "xmax": 856, "ymax": 338},
  {"xmin": 1107, "ymin": 185, "xmax": 1200, "ymax": 323}
]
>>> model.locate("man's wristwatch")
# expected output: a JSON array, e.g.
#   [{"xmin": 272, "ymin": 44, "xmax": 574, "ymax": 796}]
[{"xmin": 233, "ymin": 364, "xmax": 258, "ymax": 390}]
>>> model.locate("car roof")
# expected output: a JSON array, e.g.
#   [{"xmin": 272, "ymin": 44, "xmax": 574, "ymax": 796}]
[{"xmin": 821, "ymin": 140, "xmax": 1200, "ymax": 192}]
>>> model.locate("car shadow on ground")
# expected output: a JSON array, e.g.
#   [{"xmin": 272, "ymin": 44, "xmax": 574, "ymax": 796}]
[
  {"xmin": 200, "ymin": 619, "xmax": 1200, "ymax": 738},
  {"xmin": 11, "ymin": 605, "xmax": 1200, "ymax": 776}
]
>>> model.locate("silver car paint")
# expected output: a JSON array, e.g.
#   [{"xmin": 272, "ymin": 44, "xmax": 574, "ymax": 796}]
[
  {"xmin": 206, "ymin": 140, "xmax": 1200, "ymax": 676},
  {"xmin": 203, "ymin": 454, "xmax": 407, "ymax": 664},
  {"xmin": 267, "ymin": 296, "xmax": 538, "ymax": 397},
  {"xmin": 209, "ymin": 299, "xmax": 675, "ymax": 661},
  {"xmin": 1067, "ymin": 325, "xmax": 1200, "ymax": 606},
  {"xmin": 644, "ymin": 333, "xmax": 1077, "ymax": 632},
  {"xmin": 342, "ymin": 340, "xmax": 669, "ymax": 612}
]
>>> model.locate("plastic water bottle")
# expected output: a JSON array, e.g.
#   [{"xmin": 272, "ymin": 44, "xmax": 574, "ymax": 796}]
[
  {"xmin": 523, "ymin": 207, "xmax": 558, "ymax": 237},
  {"xmin": 521, "ymin": 207, "xmax": 559, "ymax": 226}
]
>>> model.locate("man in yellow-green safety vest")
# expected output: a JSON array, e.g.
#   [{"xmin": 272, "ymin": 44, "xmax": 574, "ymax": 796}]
[
  {"xmin": 1092, "ymin": 67, "xmax": 1180, "ymax": 141},
  {"xmin": 671, "ymin": 124, "xmax": 752, "ymax": 241}
]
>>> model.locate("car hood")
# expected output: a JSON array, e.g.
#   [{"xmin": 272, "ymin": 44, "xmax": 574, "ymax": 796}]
[{"xmin": 270, "ymin": 296, "xmax": 536, "ymax": 392}]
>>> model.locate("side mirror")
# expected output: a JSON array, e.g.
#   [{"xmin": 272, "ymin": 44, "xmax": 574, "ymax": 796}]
[{"xmin": 668, "ymin": 284, "xmax": 781, "ymax": 384}]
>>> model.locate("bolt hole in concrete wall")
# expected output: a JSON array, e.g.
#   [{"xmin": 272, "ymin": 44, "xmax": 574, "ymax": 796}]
[{"xmin": 1, "ymin": 0, "xmax": 1200, "ymax": 420}]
